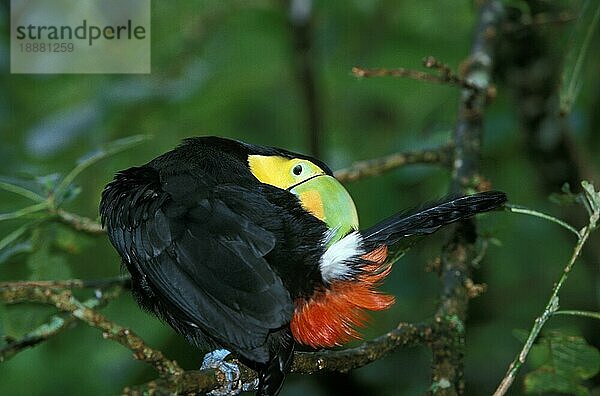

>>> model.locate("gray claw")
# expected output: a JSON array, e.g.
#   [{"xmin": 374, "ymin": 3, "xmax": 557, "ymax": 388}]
[{"xmin": 200, "ymin": 349, "xmax": 242, "ymax": 396}]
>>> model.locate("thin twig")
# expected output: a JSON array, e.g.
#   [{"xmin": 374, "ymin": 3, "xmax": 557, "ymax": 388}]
[
  {"xmin": 492, "ymin": 226, "xmax": 591, "ymax": 395},
  {"xmin": 0, "ymin": 285, "xmax": 124, "ymax": 362},
  {"xmin": 0, "ymin": 285, "xmax": 181, "ymax": 377},
  {"xmin": 53, "ymin": 135, "xmax": 148, "ymax": 201},
  {"xmin": 353, "ymin": 66, "xmax": 446, "ymax": 82},
  {"xmin": 334, "ymin": 144, "xmax": 453, "ymax": 182},
  {"xmin": 502, "ymin": 11, "xmax": 576, "ymax": 33},
  {"xmin": 0, "ymin": 276, "xmax": 129, "ymax": 291},
  {"xmin": 504, "ymin": 204, "xmax": 580, "ymax": 237},
  {"xmin": 291, "ymin": 321, "xmax": 435, "ymax": 373},
  {"xmin": 552, "ymin": 310, "xmax": 600, "ymax": 320},
  {"xmin": 1, "ymin": 316, "xmax": 75, "ymax": 363},
  {"xmin": 0, "ymin": 202, "xmax": 49, "ymax": 221},
  {"xmin": 352, "ymin": 66, "xmax": 474, "ymax": 91},
  {"xmin": 352, "ymin": 59, "xmax": 486, "ymax": 93},
  {"xmin": 493, "ymin": 183, "xmax": 598, "ymax": 396},
  {"xmin": 0, "ymin": 222, "xmax": 37, "ymax": 251},
  {"xmin": 53, "ymin": 209, "xmax": 105, "ymax": 235},
  {"xmin": 0, "ymin": 181, "xmax": 45, "ymax": 202},
  {"xmin": 422, "ymin": 56, "xmax": 483, "ymax": 92}
]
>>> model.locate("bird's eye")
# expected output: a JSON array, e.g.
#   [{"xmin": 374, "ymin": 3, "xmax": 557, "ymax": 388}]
[{"xmin": 292, "ymin": 164, "xmax": 303, "ymax": 176}]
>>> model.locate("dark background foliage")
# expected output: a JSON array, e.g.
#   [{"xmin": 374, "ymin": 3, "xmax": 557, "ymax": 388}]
[{"xmin": 0, "ymin": 1, "xmax": 598, "ymax": 395}]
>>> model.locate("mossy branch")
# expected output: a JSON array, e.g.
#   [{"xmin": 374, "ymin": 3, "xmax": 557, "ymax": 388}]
[
  {"xmin": 126, "ymin": 321, "xmax": 442, "ymax": 395},
  {"xmin": 0, "ymin": 283, "xmax": 182, "ymax": 378},
  {"xmin": 1, "ymin": 278, "xmax": 445, "ymax": 395},
  {"xmin": 430, "ymin": 1, "xmax": 504, "ymax": 394},
  {"xmin": 0, "ymin": 283, "xmax": 125, "ymax": 362},
  {"xmin": 334, "ymin": 144, "xmax": 453, "ymax": 183}
]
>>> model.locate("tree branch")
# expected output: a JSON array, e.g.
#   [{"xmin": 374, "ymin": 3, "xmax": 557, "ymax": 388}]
[
  {"xmin": 334, "ymin": 144, "xmax": 453, "ymax": 183},
  {"xmin": 1, "ymin": 278, "xmax": 444, "ymax": 394},
  {"xmin": 53, "ymin": 209, "xmax": 105, "ymax": 235},
  {"xmin": 0, "ymin": 284, "xmax": 182, "ymax": 378},
  {"xmin": 432, "ymin": 1, "xmax": 504, "ymax": 395},
  {"xmin": 352, "ymin": 55, "xmax": 495, "ymax": 97},
  {"xmin": 0, "ymin": 284, "xmax": 124, "ymax": 362},
  {"xmin": 501, "ymin": 10, "xmax": 576, "ymax": 33},
  {"xmin": 0, "ymin": 276, "xmax": 129, "ymax": 291},
  {"xmin": 127, "ymin": 321, "xmax": 442, "ymax": 395},
  {"xmin": 291, "ymin": 321, "xmax": 435, "ymax": 373},
  {"xmin": 449, "ymin": 2, "xmax": 503, "ymax": 194}
]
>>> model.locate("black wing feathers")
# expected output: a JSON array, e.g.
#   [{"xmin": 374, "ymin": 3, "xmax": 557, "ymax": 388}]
[
  {"xmin": 360, "ymin": 191, "xmax": 507, "ymax": 249},
  {"xmin": 100, "ymin": 164, "xmax": 294, "ymax": 362}
]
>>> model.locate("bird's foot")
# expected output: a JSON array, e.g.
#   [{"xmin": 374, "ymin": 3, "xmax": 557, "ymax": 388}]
[{"xmin": 200, "ymin": 349, "xmax": 258, "ymax": 396}]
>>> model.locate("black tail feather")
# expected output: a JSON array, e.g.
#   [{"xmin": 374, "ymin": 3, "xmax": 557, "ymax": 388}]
[
  {"xmin": 256, "ymin": 329, "xmax": 295, "ymax": 396},
  {"xmin": 360, "ymin": 191, "xmax": 507, "ymax": 250}
]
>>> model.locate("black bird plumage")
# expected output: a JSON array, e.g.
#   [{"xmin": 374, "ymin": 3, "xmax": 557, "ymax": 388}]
[
  {"xmin": 360, "ymin": 191, "xmax": 507, "ymax": 250},
  {"xmin": 100, "ymin": 136, "xmax": 507, "ymax": 395}
]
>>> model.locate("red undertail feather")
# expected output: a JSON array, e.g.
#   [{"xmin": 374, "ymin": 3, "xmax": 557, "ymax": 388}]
[{"xmin": 290, "ymin": 245, "xmax": 395, "ymax": 348}]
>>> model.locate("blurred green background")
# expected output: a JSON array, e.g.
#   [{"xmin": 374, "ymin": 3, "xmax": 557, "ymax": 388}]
[{"xmin": 1, "ymin": 0, "xmax": 598, "ymax": 395}]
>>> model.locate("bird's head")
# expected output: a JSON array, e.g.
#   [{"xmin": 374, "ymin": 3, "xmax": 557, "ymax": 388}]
[
  {"xmin": 175, "ymin": 137, "xmax": 359, "ymax": 245},
  {"xmin": 248, "ymin": 153, "xmax": 358, "ymax": 245}
]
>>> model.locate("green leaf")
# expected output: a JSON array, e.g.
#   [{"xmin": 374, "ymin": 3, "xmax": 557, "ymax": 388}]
[
  {"xmin": 525, "ymin": 368, "xmax": 590, "ymax": 396},
  {"xmin": 524, "ymin": 331, "xmax": 600, "ymax": 395},
  {"xmin": 581, "ymin": 181, "xmax": 600, "ymax": 216}
]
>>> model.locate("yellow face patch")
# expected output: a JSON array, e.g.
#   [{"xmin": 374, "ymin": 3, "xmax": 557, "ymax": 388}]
[
  {"xmin": 248, "ymin": 155, "xmax": 325, "ymax": 190},
  {"xmin": 249, "ymin": 154, "xmax": 359, "ymax": 243}
]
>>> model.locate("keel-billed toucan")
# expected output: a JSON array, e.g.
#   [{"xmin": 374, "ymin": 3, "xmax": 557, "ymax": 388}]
[{"xmin": 100, "ymin": 136, "xmax": 506, "ymax": 395}]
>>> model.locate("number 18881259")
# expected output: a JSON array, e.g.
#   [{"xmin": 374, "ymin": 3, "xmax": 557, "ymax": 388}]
[{"xmin": 19, "ymin": 42, "xmax": 74, "ymax": 52}]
